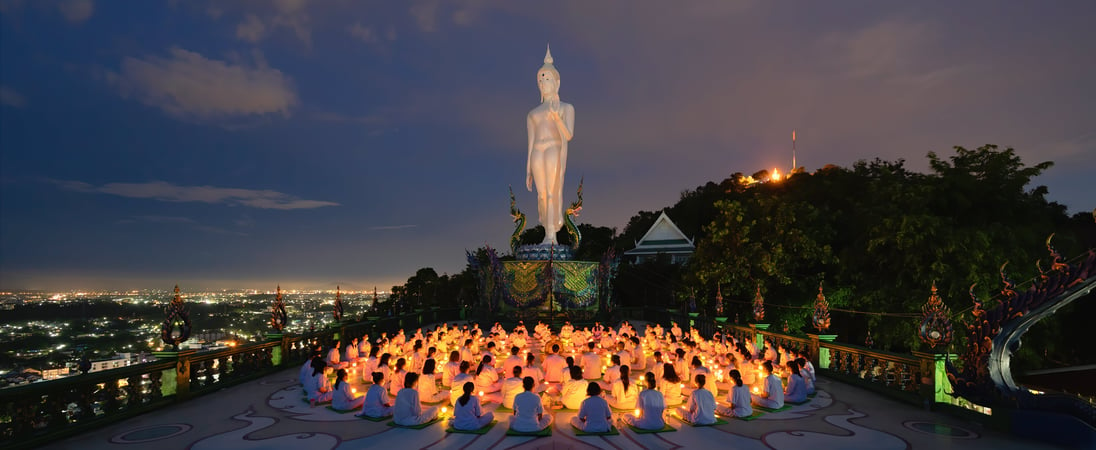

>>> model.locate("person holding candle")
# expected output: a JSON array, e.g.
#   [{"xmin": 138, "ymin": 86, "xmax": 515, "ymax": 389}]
[
  {"xmin": 543, "ymin": 344, "xmax": 567, "ymax": 384},
  {"xmin": 394, "ymin": 372, "xmax": 439, "ymax": 426},
  {"xmin": 560, "ymin": 365, "xmax": 587, "ymax": 410},
  {"xmin": 332, "ymin": 368, "xmax": 365, "ymax": 411},
  {"xmin": 450, "ymin": 381, "xmax": 494, "ymax": 431},
  {"xmin": 503, "ymin": 346, "xmax": 524, "ymax": 379},
  {"xmin": 510, "ymin": 377, "xmax": 552, "ymax": 432},
  {"xmin": 523, "ymin": 353, "xmax": 547, "ymax": 393},
  {"xmin": 474, "ymin": 355, "xmax": 501, "ymax": 394},
  {"xmin": 450, "ymin": 361, "xmax": 474, "ymax": 405},
  {"xmin": 752, "ymin": 361, "xmax": 785, "ymax": 409},
  {"xmin": 606, "ymin": 365, "xmax": 638, "ymax": 410},
  {"xmin": 361, "ymin": 347, "xmax": 381, "ymax": 384},
  {"xmin": 305, "ymin": 357, "xmax": 333, "ymax": 407},
  {"xmin": 442, "ymin": 350, "xmax": 461, "ymax": 388},
  {"xmin": 659, "ymin": 363, "xmax": 683, "ymax": 406},
  {"xmin": 784, "ymin": 360, "xmax": 809, "ymax": 403},
  {"xmin": 358, "ymin": 371, "xmax": 393, "ymax": 418},
  {"xmin": 716, "ymin": 369, "xmax": 753, "ymax": 418},
  {"xmin": 418, "ymin": 359, "xmax": 449, "ymax": 403},
  {"xmin": 677, "ymin": 374, "xmax": 716, "ymax": 425},
  {"xmin": 571, "ymin": 381, "xmax": 612, "ymax": 433},
  {"xmin": 389, "ymin": 357, "xmax": 408, "ymax": 397},
  {"xmin": 580, "ymin": 342, "xmax": 602, "ymax": 380},
  {"xmin": 622, "ymin": 372, "xmax": 666, "ymax": 430}
]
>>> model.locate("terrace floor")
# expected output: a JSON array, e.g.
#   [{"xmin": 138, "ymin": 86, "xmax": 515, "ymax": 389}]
[{"xmin": 39, "ymin": 322, "xmax": 1060, "ymax": 450}]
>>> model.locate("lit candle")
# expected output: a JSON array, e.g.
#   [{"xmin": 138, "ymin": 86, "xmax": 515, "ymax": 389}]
[
  {"xmin": 753, "ymin": 387, "xmax": 759, "ymax": 394},
  {"xmin": 351, "ymin": 388, "xmax": 357, "ymax": 394},
  {"xmin": 634, "ymin": 408, "xmax": 641, "ymax": 416},
  {"xmin": 441, "ymin": 407, "xmax": 447, "ymax": 414},
  {"xmin": 479, "ymin": 391, "xmax": 484, "ymax": 397},
  {"xmin": 680, "ymin": 383, "xmax": 685, "ymax": 389}
]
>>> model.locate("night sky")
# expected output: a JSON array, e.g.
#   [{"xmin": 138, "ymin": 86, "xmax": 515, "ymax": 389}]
[{"xmin": 1, "ymin": 1, "xmax": 1094, "ymax": 291}]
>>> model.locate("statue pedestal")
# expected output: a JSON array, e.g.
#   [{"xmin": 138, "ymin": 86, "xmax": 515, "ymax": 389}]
[{"xmin": 515, "ymin": 244, "xmax": 574, "ymax": 261}]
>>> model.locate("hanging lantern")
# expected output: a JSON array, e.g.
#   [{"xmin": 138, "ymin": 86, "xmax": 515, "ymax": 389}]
[
  {"xmin": 811, "ymin": 282, "xmax": 831, "ymax": 332},
  {"xmin": 782, "ymin": 320, "xmax": 789, "ymax": 334},
  {"xmin": 271, "ymin": 285, "xmax": 288, "ymax": 332},
  {"xmin": 865, "ymin": 328, "xmax": 874, "ymax": 347},
  {"xmin": 918, "ymin": 282, "xmax": 953, "ymax": 349},
  {"xmin": 753, "ymin": 283, "xmax": 765, "ymax": 322}
]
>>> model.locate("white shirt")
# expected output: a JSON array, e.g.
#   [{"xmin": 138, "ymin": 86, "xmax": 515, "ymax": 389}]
[
  {"xmin": 418, "ymin": 373, "xmax": 441, "ymax": 400},
  {"xmin": 442, "ymin": 361, "xmax": 461, "ymax": 387},
  {"xmin": 332, "ymin": 381, "xmax": 358, "ymax": 410},
  {"xmin": 577, "ymin": 396, "xmax": 612, "ymax": 432},
  {"xmin": 451, "ymin": 395, "xmax": 487, "ymax": 430},
  {"xmin": 502, "ymin": 355, "xmax": 524, "ymax": 380},
  {"xmin": 785, "ymin": 374, "xmax": 808, "ymax": 403},
  {"xmin": 726, "ymin": 384, "xmax": 752, "ymax": 417},
  {"xmin": 561, "ymin": 379, "xmax": 586, "ymax": 410},
  {"xmin": 543, "ymin": 355, "xmax": 567, "ymax": 382},
  {"xmin": 393, "ymin": 387, "xmax": 425, "ymax": 425},
  {"xmin": 500, "ymin": 377, "xmax": 524, "ymax": 409},
  {"xmin": 510, "ymin": 391, "xmax": 545, "ymax": 432},
  {"xmin": 604, "ymin": 365, "xmax": 621, "ymax": 384},
  {"xmin": 580, "ymin": 352, "xmax": 602, "ymax": 379},
  {"xmin": 763, "ymin": 374, "xmax": 784, "ymax": 404},
  {"xmin": 633, "ymin": 388, "xmax": 666, "ymax": 430},
  {"xmin": 684, "ymin": 387, "xmax": 716, "ymax": 425},
  {"xmin": 362, "ymin": 384, "xmax": 391, "ymax": 417},
  {"xmin": 304, "ymin": 372, "xmax": 330, "ymax": 401},
  {"xmin": 450, "ymin": 373, "xmax": 474, "ymax": 405},
  {"xmin": 610, "ymin": 380, "xmax": 638, "ymax": 409}
]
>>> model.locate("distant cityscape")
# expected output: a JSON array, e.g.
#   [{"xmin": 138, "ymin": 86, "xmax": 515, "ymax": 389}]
[{"xmin": 0, "ymin": 288, "xmax": 388, "ymax": 388}]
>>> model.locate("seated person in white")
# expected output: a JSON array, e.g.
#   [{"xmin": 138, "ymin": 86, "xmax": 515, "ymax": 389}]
[
  {"xmin": 543, "ymin": 344, "xmax": 567, "ymax": 383},
  {"xmin": 601, "ymin": 354, "xmax": 622, "ymax": 389},
  {"xmin": 658, "ymin": 363, "xmax": 684, "ymax": 406},
  {"xmin": 393, "ymin": 372, "xmax": 439, "ymax": 426},
  {"xmin": 389, "ymin": 358, "xmax": 408, "ymax": 398},
  {"xmin": 449, "ymin": 381, "xmax": 494, "ymax": 431},
  {"xmin": 326, "ymin": 342, "xmax": 348, "ymax": 370},
  {"xmin": 606, "ymin": 365, "xmax": 639, "ymax": 410},
  {"xmin": 522, "ymin": 353, "xmax": 548, "ymax": 393},
  {"xmin": 623, "ymin": 372, "xmax": 666, "ymax": 430},
  {"xmin": 796, "ymin": 357, "xmax": 816, "ymax": 395},
  {"xmin": 510, "ymin": 377, "xmax": 552, "ymax": 432},
  {"xmin": 300, "ymin": 349, "xmax": 320, "ymax": 386},
  {"xmin": 418, "ymin": 359, "xmax": 450, "ymax": 403},
  {"xmin": 560, "ymin": 365, "xmax": 587, "ymax": 410},
  {"xmin": 784, "ymin": 361, "xmax": 809, "ymax": 403},
  {"xmin": 571, "ymin": 382, "xmax": 613, "ymax": 433},
  {"xmin": 442, "ymin": 350, "xmax": 461, "ymax": 388},
  {"xmin": 676, "ymin": 374, "xmax": 716, "ymax": 425},
  {"xmin": 331, "ymin": 368, "xmax": 365, "ymax": 411},
  {"xmin": 305, "ymin": 357, "xmax": 334, "ymax": 406},
  {"xmin": 687, "ymin": 356, "xmax": 716, "ymax": 399},
  {"xmin": 580, "ymin": 342, "xmax": 602, "ymax": 381},
  {"xmin": 361, "ymin": 347, "xmax": 381, "ymax": 384},
  {"xmin": 344, "ymin": 338, "xmax": 359, "ymax": 364},
  {"xmin": 486, "ymin": 365, "xmax": 524, "ymax": 407},
  {"xmin": 358, "ymin": 371, "xmax": 393, "ymax": 418},
  {"xmin": 502, "ymin": 346, "xmax": 524, "ymax": 380},
  {"xmin": 716, "ymin": 369, "xmax": 753, "ymax": 418},
  {"xmin": 752, "ymin": 361, "xmax": 784, "ymax": 409},
  {"xmin": 474, "ymin": 355, "xmax": 501, "ymax": 394},
  {"xmin": 450, "ymin": 361, "xmax": 475, "ymax": 406}
]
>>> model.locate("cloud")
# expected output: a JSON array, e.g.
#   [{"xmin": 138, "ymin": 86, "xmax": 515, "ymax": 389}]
[
  {"xmin": 236, "ymin": 14, "xmax": 266, "ymax": 42},
  {"xmin": 105, "ymin": 47, "xmax": 297, "ymax": 121},
  {"xmin": 0, "ymin": 85, "xmax": 26, "ymax": 107},
  {"xmin": 120, "ymin": 215, "xmax": 249, "ymax": 236},
  {"xmin": 368, "ymin": 225, "xmax": 418, "ymax": 231},
  {"xmin": 50, "ymin": 179, "xmax": 339, "ymax": 210},
  {"xmin": 57, "ymin": 0, "xmax": 93, "ymax": 24},
  {"xmin": 347, "ymin": 22, "xmax": 377, "ymax": 43}
]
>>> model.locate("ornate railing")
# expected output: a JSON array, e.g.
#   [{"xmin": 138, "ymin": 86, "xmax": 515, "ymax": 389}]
[
  {"xmin": 820, "ymin": 341, "xmax": 924, "ymax": 402},
  {"xmin": 0, "ymin": 308, "xmax": 462, "ymax": 449}
]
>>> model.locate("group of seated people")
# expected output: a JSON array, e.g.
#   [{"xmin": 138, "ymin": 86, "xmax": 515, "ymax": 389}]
[{"xmin": 298, "ymin": 319, "xmax": 818, "ymax": 433}]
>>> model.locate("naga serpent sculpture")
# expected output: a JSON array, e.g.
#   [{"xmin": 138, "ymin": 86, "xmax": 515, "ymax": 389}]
[
  {"xmin": 563, "ymin": 178, "xmax": 583, "ymax": 250},
  {"xmin": 509, "ymin": 185, "xmax": 527, "ymax": 254}
]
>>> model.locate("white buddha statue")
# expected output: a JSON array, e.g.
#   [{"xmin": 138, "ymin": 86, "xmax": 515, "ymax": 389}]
[{"xmin": 526, "ymin": 45, "xmax": 575, "ymax": 246}]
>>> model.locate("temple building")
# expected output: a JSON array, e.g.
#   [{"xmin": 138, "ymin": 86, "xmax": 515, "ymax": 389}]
[{"xmin": 623, "ymin": 211, "xmax": 695, "ymax": 264}]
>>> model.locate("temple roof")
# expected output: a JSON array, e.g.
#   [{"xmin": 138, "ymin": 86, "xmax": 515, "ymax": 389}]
[{"xmin": 624, "ymin": 211, "xmax": 695, "ymax": 256}]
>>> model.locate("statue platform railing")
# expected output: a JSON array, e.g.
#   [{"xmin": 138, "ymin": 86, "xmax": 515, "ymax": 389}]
[{"xmin": 0, "ymin": 307, "xmax": 464, "ymax": 450}]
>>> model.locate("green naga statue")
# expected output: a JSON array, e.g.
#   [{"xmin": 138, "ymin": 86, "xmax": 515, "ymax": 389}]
[
  {"xmin": 563, "ymin": 178, "xmax": 583, "ymax": 250},
  {"xmin": 509, "ymin": 185, "xmax": 527, "ymax": 254}
]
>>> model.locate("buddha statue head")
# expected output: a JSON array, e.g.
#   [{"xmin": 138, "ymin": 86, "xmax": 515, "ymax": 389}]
[{"xmin": 537, "ymin": 44, "xmax": 560, "ymax": 101}]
